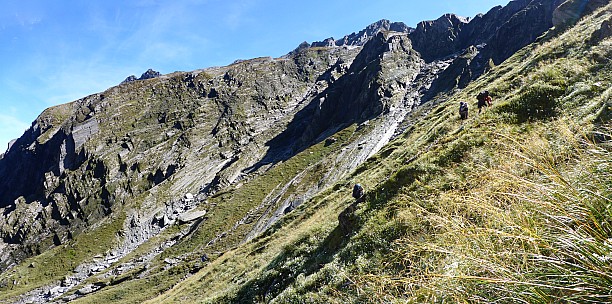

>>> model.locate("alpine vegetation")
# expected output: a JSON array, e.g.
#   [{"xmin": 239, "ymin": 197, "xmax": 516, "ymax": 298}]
[{"xmin": 0, "ymin": 0, "xmax": 611, "ymax": 303}]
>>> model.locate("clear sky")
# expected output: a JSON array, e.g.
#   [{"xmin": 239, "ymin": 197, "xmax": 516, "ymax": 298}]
[{"xmin": 0, "ymin": 0, "xmax": 509, "ymax": 149}]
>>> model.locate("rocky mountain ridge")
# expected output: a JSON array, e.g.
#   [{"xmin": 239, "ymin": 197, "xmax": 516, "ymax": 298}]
[
  {"xmin": 310, "ymin": 19, "xmax": 412, "ymax": 48},
  {"xmin": 0, "ymin": 0, "xmax": 605, "ymax": 302},
  {"xmin": 121, "ymin": 69, "xmax": 162, "ymax": 84}
]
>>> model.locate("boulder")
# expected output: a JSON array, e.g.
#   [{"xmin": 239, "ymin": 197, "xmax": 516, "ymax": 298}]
[
  {"xmin": 88, "ymin": 264, "xmax": 106, "ymax": 274},
  {"xmin": 177, "ymin": 210, "xmax": 207, "ymax": 224},
  {"xmin": 324, "ymin": 137, "xmax": 337, "ymax": 146},
  {"xmin": 48, "ymin": 286, "xmax": 68, "ymax": 297},
  {"xmin": 76, "ymin": 284, "xmax": 100, "ymax": 296}
]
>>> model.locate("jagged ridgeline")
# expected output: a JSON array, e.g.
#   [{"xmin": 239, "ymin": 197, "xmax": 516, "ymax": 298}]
[{"xmin": 1, "ymin": 0, "xmax": 611, "ymax": 302}]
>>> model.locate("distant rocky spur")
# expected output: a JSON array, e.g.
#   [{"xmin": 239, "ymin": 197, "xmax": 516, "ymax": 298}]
[{"xmin": 121, "ymin": 69, "xmax": 162, "ymax": 84}]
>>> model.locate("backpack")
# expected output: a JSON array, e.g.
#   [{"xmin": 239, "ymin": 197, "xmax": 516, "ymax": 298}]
[
  {"xmin": 460, "ymin": 102, "xmax": 468, "ymax": 112},
  {"xmin": 352, "ymin": 184, "xmax": 364, "ymax": 199},
  {"xmin": 477, "ymin": 91, "xmax": 486, "ymax": 102}
]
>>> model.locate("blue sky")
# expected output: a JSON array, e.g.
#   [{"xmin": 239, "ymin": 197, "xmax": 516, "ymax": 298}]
[{"xmin": 0, "ymin": 0, "xmax": 509, "ymax": 149}]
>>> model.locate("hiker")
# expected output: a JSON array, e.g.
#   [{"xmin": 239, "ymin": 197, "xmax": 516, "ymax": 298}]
[
  {"xmin": 339, "ymin": 184, "xmax": 366, "ymax": 235},
  {"xmin": 477, "ymin": 90, "xmax": 491, "ymax": 113},
  {"xmin": 459, "ymin": 101, "xmax": 469, "ymax": 120},
  {"xmin": 352, "ymin": 183, "xmax": 365, "ymax": 203}
]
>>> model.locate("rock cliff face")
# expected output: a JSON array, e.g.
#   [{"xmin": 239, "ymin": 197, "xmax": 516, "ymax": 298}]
[
  {"xmin": 0, "ymin": 0, "xmax": 575, "ymax": 301},
  {"xmin": 410, "ymin": 0, "xmax": 564, "ymax": 90},
  {"xmin": 310, "ymin": 19, "xmax": 411, "ymax": 48},
  {"xmin": 553, "ymin": 0, "xmax": 608, "ymax": 27}
]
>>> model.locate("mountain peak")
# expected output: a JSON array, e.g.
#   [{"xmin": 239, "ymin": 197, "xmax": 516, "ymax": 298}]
[
  {"xmin": 121, "ymin": 68, "xmax": 162, "ymax": 84},
  {"xmin": 310, "ymin": 19, "xmax": 411, "ymax": 48}
]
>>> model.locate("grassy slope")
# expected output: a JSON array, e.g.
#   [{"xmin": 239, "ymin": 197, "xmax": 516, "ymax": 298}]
[
  {"xmin": 145, "ymin": 5, "xmax": 612, "ymax": 303},
  {"xmin": 57, "ymin": 125, "xmax": 363, "ymax": 304},
  {"xmin": 0, "ymin": 44, "xmax": 363, "ymax": 303},
  {"xmin": 2, "ymin": 6, "xmax": 610, "ymax": 303},
  {"xmin": 0, "ymin": 212, "xmax": 125, "ymax": 302}
]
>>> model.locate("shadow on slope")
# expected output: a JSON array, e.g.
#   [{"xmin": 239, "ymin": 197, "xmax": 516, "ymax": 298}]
[
  {"xmin": 245, "ymin": 33, "xmax": 393, "ymax": 173},
  {"xmin": 229, "ymin": 223, "xmax": 350, "ymax": 303},
  {"xmin": 227, "ymin": 161, "xmax": 428, "ymax": 303}
]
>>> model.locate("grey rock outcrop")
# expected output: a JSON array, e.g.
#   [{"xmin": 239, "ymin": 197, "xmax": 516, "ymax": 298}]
[
  {"xmin": 5, "ymin": 138, "xmax": 17, "ymax": 154},
  {"xmin": 409, "ymin": 13, "xmax": 470, "ymax": 62},
  {"xmin": 139, "ymin": 68, "xmax": 162, "ymax": 80},
  {"xmin": 311, "ymin": 19, "xmax": 411, "ymax": 48},
  {"xmin": 121, "ymin": 69, "xmax": 162, "ymax": 83},
  {"xmin": 177, "ymin": 209, "xmax": 207, "ymax": 224},
  {"xmin": 591, "ymin": 15, "xmax": 612, "ymax": 43},
  {"xmin": 553, "ymin": 0, "xmax": 608, "ymax": 28},
  {"xmin": 403, "ymin": 0, "xmax": 565, "ymax": 93},
  {"xmin": 470, "ymin": 0, "xmax": 558, "ymax": 72},
  {"xmin": 122, "ymin": 75, "xmax": 138, "ymax": 83}
]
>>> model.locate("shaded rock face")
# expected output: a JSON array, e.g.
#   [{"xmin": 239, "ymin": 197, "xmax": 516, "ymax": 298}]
[
  {"xmin": 409, "ymin": 13, "xmax": 470, "ymax": 62},
  {"xmin": 0, "ymin": 104, "xmax": 97, "ymax": 207},
  {"xmin": 257, "ymin": 32, "xmax": 422, "ymax": 167},
  {"xmin": 401, "ymin": 0, "xmax": 567, "ymax": 94},
  {"xmin": 591, "ymin": 15, "xmax": 612, "ymax": 43},
  {"xmin": 553, "ymin": 0, "xmax": 608, "ymax": 27},
  {"xmin": 479, "ymin": 0, "xmax": 559, "ymax": 66},
  {"xmin": 425, "ymin": 46, "xmax": 480, "ymax": 100},
  {"xmin": 268, "ymin": 0, "xmax": 569, "ymax": 160}
]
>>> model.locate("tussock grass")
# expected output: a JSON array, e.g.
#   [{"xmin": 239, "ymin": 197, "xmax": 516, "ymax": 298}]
[
  {"xmin": 17, "ymin": 4, "xmax": 612, "ymax": 304},
  {"xmin": 513, "ymin": 131, "xmax": 612, "ymax": 303},
  {"xmin": 148, "ymin": 7, "xmax": 612, "ymax": 299},
  {"xmin": 334, "ymin": 119, "xmax": 609, "ymax": 303}
]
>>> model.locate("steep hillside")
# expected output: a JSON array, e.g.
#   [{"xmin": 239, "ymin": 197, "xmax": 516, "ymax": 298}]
[
  {"xmin": 144, "ymin": 3, "xmax": 612, "ymax": 303},
  {"xmin": 1, "ymin": 0, "xmax": 609, "ymax": 303}
]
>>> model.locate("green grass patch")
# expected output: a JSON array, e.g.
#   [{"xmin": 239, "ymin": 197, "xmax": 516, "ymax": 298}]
[
  {"xmin": 0, "ymin": 212, "xmax": 125, "ymax": 301},
  {"xmin": 162, "ymin": 124, "xmax": 359, "ymax": 258},
  {"xmin": 496, "ymin": 82, "xmax": 566, "ymax": 123}
]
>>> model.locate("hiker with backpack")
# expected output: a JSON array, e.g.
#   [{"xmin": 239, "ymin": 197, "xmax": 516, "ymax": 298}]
[
  {"xmin": 352, "ymin": 183, "xmax": 365, "ymax": 203},
  {"xmin": 459, "ymin": 101, "xmax": 469, "ymax": 119},
  {"xmin": 477, "ymin": 90, "xmax": 492, "ymax": 113},
  {"xmin": 339, "ymin": 183, "xmax": 366, "ymax": 234}
]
